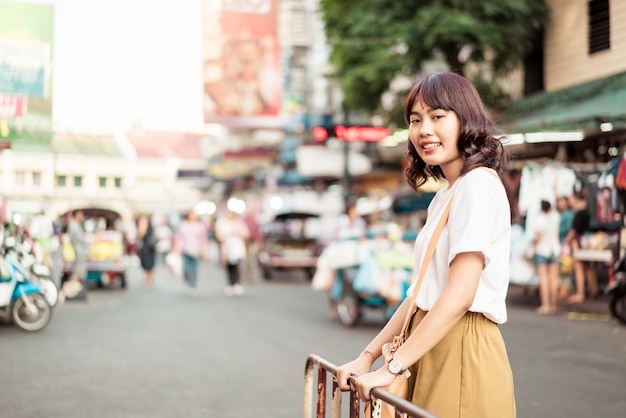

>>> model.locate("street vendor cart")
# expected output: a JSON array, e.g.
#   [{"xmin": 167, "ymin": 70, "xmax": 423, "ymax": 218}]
[
  {"xmin": 61, "ymin": 208, "xmax": 127, "ymax": 289},
  {"xmin": 314, "ymin": 225, "xmax": 415, "ymax": 327}
]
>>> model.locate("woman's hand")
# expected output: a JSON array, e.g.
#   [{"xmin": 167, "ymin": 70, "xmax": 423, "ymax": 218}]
[
  {"xmin": 336, "ymin": 352, "xmax": 375, "ymax": 391},
  {"xmin": 353, "ymin": 366, "xmax": 397, "ymax": 402}
]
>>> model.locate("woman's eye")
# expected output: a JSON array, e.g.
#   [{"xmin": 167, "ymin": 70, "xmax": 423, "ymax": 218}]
[
  {"xmin": 433, "ymin": 114, "xmax": 444, "ymax": 120},
  {"xmin": 409, "ymin": 119, "xmax": 420, "ymax": 125}
]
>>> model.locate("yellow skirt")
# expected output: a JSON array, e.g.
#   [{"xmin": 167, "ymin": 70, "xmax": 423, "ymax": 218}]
[{"xmin": 407, "ymin": 310, "xmax": 516, "ymax": 418}]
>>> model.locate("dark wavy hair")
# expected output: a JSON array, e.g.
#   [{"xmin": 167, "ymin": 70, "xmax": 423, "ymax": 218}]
[{"xmin": 403, "ymin": 72, "xmax": 508, "ymax": 191}]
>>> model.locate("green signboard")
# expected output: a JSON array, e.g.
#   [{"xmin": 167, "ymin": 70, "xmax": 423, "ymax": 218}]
[{"xmin": 0, "ymin": 1, "xmax": 54, "ymax": 143}]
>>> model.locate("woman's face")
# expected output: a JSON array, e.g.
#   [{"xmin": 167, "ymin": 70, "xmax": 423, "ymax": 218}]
[{"xmin": 408, "ymin": 99, "xmax": 463, "ymax": 181}]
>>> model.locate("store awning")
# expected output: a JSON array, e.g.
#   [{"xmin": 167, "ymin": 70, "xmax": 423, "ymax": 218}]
[
  {"xmin": 207, "ymin": 149, "xmax": 273, "ymax": 180},
  {"xmin": 499, "ymin": 71, "xmax": 626, "ymax": 134}
]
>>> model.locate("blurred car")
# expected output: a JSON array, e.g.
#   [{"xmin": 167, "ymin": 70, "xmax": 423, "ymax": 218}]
[{"xmin": 257, "ymin": 211, "xmax": 325, "ymax": 280}]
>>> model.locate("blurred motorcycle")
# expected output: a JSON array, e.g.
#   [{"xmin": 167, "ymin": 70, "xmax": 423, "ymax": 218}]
[
  {"xmin": 606, "ymin": 254, "xmax": 626, "ymax": 325},
  {"xmin": 4, "ymin": 236, "xmax": 58, "ymax": 308},
  {"xmin": 0, "ymin": 232, "xmax": 52, "ymax": 332}
]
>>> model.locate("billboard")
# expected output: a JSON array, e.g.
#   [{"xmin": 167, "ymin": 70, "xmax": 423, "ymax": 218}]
[
  {"xmin": 0, "ymin": 1, "xmax": 54, "ymax": 143},
  {"xmin": 202, "ymin": 0, "xmax": 282, "ymax": 128}
]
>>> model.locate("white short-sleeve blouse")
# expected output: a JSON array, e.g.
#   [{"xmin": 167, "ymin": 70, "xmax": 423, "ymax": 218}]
[{"xmin": 406, "ymin": 168, "xmax": 511, "ymax": 324}]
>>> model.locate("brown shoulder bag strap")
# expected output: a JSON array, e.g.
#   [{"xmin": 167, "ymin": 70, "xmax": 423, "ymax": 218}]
[{"xmin": 397, "ymin": 194, "xmax": 454, "ymax": 340}]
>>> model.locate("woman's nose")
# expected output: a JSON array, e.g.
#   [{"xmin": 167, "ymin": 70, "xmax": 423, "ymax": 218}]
[{"xmin": 420, "ymin": 119, "xmax": 433, "ymax": 137}]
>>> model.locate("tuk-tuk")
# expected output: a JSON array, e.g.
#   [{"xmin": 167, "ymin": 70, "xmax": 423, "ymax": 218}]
[{"xmin": 61, "ymin": 208, "xmax": 127, "ymax": 288}]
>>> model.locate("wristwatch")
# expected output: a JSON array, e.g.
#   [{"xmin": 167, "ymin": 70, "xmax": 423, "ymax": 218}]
[{"xmin": 387, "ymin": 357, "xmax": 404, "ymax": 375}]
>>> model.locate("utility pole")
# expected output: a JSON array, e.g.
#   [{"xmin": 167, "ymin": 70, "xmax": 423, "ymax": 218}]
[{"xmin": 342, "ymin": 102, "xmax": 350, "ymax": 206}]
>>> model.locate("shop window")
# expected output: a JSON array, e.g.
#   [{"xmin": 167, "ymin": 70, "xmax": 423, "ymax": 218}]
[
  {"xmin": 98, "ymin": 176, "xmax": 107, "ymax": 188},
  {"xmin": 588, "ymin": 0, "xmax": 610, "ymax": 54},
  {"xmin": 137, "ymin": 177, "xmax": 160, "ymax": 189},
  {"xmin": 74, "ymin": 176, "xmax": 83, "ymax": 188},
  {"xmin": 57, "ymin": 175, "xmax": 67, "ymax": 187},
  {"xmin": 32, "ymin": 172, "xmax": 42, "ymax": 187},
  {"xmin": 15, "ymin": 170, "xmax": 25, "ymax": 186}
]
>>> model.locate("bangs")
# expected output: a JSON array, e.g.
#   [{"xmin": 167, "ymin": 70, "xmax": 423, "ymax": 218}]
[
  {"xmin": 404, "ymin": 74, "xmax": 455, "ymax": 123},
  {"xmin": 416, "ymin": 75, "xmax": 455, "ymax": 111},
  {"xmin": 404, "ymin": 72, "xmax": 485, "ymax": 125}
]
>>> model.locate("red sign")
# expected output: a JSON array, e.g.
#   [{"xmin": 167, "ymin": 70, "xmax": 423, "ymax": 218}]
[
  {"xmin": 313, "ymin": 125, "xmax": 392, "ymax": 142},
  {"xmin": 0, "ymin": 95, "xmax": 27, "ymax": 118}
]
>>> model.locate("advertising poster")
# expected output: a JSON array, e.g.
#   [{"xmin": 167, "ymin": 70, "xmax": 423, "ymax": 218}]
[
  {"xmin": 0, "ymin": 1, "xmax": 53, "ymax": 143},
  {"xmin": 202, "ymin": 0, "xmax": 283, "ymax": 128}
]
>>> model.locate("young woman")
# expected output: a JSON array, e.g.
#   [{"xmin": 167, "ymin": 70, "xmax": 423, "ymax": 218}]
[
  {"xmin": 565, "ymin": 190, "xmax": 595, "ymax": 303},
  {"xmin": 136, "ymin": 213, "xmax": 157, "ymax": 287},
  {"xmin": 336, "ymin": 72, "xmax": 516, "ymax": 417},
  {"xmin": 531, "ymin": 200, "xmax": 562, "ymax": 314},
  {"xmin": 215, "ymin": 208, "xmax": 250, "ymax": 296},
  {"xmin": 174, "ymin": 211, "xmax": 209, "ymax": 296}
]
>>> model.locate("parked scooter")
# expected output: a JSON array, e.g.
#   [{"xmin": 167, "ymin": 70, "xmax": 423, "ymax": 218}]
[
  {"xmin": 4, "ymin": 236, "xmax": 59, "ymax": 307},
  {"xmin": 0, "ymin": 252, "xmax": 52, "ymax": 332},
  {"xmin": 606, "ymin": 254, "xmax": 626, "ymax": 325},
  {"xmin": 0, "ymin": 226, "xmax": 53, "ymax": 332}
]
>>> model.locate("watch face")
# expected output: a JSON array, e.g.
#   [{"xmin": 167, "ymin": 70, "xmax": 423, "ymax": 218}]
[{"xmin": 388, "ymin": 359, "xmax": 402, "ymax": 374}]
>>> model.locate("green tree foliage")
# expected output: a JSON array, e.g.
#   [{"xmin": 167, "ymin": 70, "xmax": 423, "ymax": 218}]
[{"xmin": 319, "ymin": 0, "xmax": 549, "ymax": 118}]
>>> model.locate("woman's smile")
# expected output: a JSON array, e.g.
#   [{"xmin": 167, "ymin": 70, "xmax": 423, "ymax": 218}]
[{"xmin": 421, "ymin": 141, "xmax": 442, "ymax": 152}]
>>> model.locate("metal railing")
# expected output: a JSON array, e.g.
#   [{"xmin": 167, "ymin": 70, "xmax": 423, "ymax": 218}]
[{"xmin": 304, "ymin": 354, "xmax": 437, "ymax": 418}]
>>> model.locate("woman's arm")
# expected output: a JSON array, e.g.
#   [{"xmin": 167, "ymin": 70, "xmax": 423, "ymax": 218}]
[
  {"xmin": 214, "ymin": 221, "xmax": 225, "ymax": 243},
  {"xmin": 363, "ymin": 296, "xmax": 413, "ymax": 358},
  {"xmin": 335, "ymin": 297, "xmax": 411, "ymax": 391},
  {"xmin": 533, "ymin": 230, "xmax": 542, "ymax": 246},
  {"xmin": 239, "ymin": 219, "xmax": 251, "ymax": 240},
  {"xmin": 563, "ymin": 227, "xmax": 576, "ymax": 247}
]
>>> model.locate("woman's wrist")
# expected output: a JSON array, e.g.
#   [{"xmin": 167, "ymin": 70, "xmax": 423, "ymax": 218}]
[{"xmin": 360, "ymin": 349, "xmax": 377, "ymax": 363}]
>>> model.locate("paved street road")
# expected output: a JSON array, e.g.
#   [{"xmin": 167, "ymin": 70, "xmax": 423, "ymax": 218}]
[{"xmin": 1, "ymin": 260, "xmax": 626, "ymax": 418}]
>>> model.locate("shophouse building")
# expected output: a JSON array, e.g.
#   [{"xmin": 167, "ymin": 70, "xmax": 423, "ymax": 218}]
[
  {"xmin": 500, "ymin": 0, "xmax": 626, "ymax": 164},
  {"xmin": 500, "ymin": 0, "xmax": 626, "ymax": 290},
  {"xmin": 0, "ymin": 132, "xmax": 210, "ymax": 224}
]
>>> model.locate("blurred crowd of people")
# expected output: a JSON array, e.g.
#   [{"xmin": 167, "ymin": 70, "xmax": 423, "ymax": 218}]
[
  {"xmin": 3, "ymin": 168, "xmax": 621, "ymax": 315},
  {"xmin": 1, "ymin": 198, "xmax": 266, "ymax": 302},
  {"xmin": 520, "ymin": 188, "xmax": 614, "ymax": 315}
]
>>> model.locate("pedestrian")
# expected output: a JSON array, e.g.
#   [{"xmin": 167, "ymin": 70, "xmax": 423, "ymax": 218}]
[
  {"xmin": 530, "ymin": 200, "xmax": 562, "ymax": 314},
  {"xmin": 49, "ymin": 217, "xmax": 64, "ymax": 290},
  {"xmin": 565, "ymin": 190, "xmax": 596, "ymax": 303},
  {"xmin": 65, "ymin": 210, "xmax": 89, "ymax": 301},
  {"xmin": 119, "ymin": 211, "xmax": 137, "ymax": 260},
  {"xmin": 174, "ymin": 211, "xmax": 208, "ymax": 296},
  {"xmin": 327, "ymin": 199, "xmax": 367, "ymax": 319},
  {"xmin": 336, "ymin": 72, "xmax": 515, "ymax": 417},
  {"xmin": 556, "ymin": 195, "xmax": 575, "ymax": 295},
  {"xmin": 556, "ymin": 196, "xmax": 574, "ymax": 244},
  {"xmin": 242, "ymin": 208, "xmax": 263, "ymax": 284},
  {"xmin": 28, "ymin": 210, "xmax": 53, "ymax": 264},
  {"xmin": 136, "ymin": 213, "xmax": 157, "ymax": 287},
  {"xmin": 335, "ymin": 199, "xmax": 367, "ymax": 240},
  {"xmin": 215, "ymin": 207, "xmax": 250, "ymax": 296},
  {"xmin": 153, "ymin": 217, "xmax": 173, "ymax": 265}
]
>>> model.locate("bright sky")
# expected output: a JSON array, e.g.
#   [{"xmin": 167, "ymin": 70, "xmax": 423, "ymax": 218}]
[{"xmin": 15, "ymin": 0, "xmax": 205, "ymax": 133}]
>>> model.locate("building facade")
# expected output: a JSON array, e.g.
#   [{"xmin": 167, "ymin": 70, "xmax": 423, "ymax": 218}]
[
  {"xmin": 0, "ymin": 132, "xmax": 209, "ymax": 223},
  {"xmin": 501, "ymin": 0, "xmax": 626, "ymax": 163}
]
